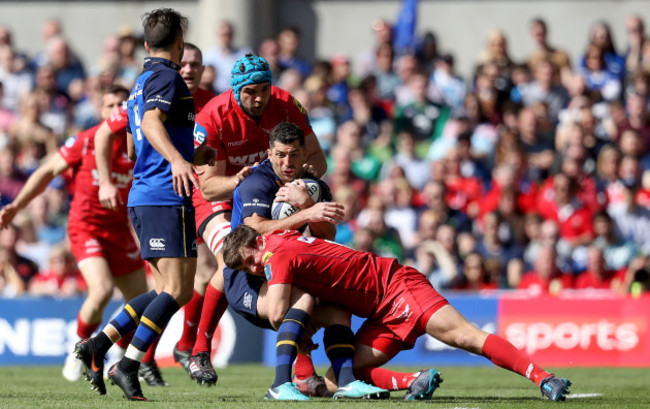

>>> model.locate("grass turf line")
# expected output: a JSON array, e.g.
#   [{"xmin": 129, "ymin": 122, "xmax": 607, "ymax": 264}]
[{"xmin": 0, "ymin": 365, "xmax": 647, "ymax": 408}]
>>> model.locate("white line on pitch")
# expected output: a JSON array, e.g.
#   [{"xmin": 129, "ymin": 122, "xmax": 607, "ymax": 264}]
[{"xmin": 566, "ymin": 393, "xmax": 604, "ymax": 399}]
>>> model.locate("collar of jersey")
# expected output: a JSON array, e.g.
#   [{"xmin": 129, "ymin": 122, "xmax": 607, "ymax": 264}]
[{"xmin": 144, "ymin": 57, "xmax": 181, "ymax": 72}]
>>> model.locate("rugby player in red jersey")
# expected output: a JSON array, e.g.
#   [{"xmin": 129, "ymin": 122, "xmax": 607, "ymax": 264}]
[
  {"xmin": 0, "ymin": 85, "xmax": 147, "ymax": 388},
  {"xmin": 222, "ymin": 226, "xmax": 574, "ymax": 402},
  {"xmin": 178, "ymin": 53, "xmax": 327, "ymax": 393}
]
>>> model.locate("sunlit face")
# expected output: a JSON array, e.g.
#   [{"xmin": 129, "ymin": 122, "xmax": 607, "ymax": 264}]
[
  {"xmin": 180, "ymin": 48, "xmax": 204, "ymax": 94},
  {"xmin": 238, "ymin": 246, "xmax": 264, "ymax": 275},
  {"xmin": 100, "ymin": 92, "xmax": 125, "ymax": 120},
  {"xmin": 268, "ymin": 140, "xmax": 305, "ymax": 183},
  {"xmin": 239, "ymin": 82, "xmax": 271, "ymax": 117}
]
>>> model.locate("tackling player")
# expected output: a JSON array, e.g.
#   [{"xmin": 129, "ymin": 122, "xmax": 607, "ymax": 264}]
[
  {"xmin": 222, "ymin": 226, "xmax": 574, "ymax": 402},
  {"xmin": 176, "ymin": 53, "xmax": 327, "ymax": 388},
  {"xmin": 0, "ymin": 85, "xmax": 148, "ymax": 388}
]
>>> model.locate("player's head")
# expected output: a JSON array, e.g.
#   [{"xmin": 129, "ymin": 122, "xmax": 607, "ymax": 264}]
[
  {"xmin": 231, "ymin": 53, "xmax": 272, "ymax": 116},
  {"xmin": 100, "ymin": 84, "xmax": 129, "ymax": 120},
  {"xmin": 268, "ymin": 122, "xmax": 306, "ymax": 183},
  {"xmin": 180, "ymin": 42, "xmax": 204, "ymax": 94},
  {"xmin": 222, "ymin": 224, "xmax": 264, "ymax": 275},
  {"xmin": 141, "ymin": 8, "xmax": 187, "ymax": 60}
]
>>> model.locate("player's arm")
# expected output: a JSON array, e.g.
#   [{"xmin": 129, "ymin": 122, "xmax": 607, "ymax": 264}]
[
  {"xmin": 304, "ymin": 131, "xmax": 327, "ymax": 178},
  {"xmin": 140, "ymin": 108, "xmax": 197, "ymax": 197},
  {"xmin": 95, "ymin": 120, "xmax": 122, "ymax": 210},
  {"xmin": 197, "ymin": 160, "xmax": 254, "ymax": 202},
  {"xmin": 244, "ymin": 202, "xmax": 342, "ymax": 239},
  {"xmin": 127, "ymin": 132, "xmax": 136, "ymax": 161},
  {"xmin": 0, "ymin": 153, "xmax": 69, "ymax": 228},
  {"xmin": 266, "ymin": 283, "xmax": 292, "ymax": 330}
]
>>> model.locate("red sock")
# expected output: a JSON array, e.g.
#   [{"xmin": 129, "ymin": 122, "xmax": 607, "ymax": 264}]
[
  {"xmin": 481, "ymin": 334, "xmax": 550, "ymax": 386},
  {"xmin": 115, "ymin": 330, "xmax": 135, "ymax": 349},
  {"xmin": 293, "ymin": 353, "xmax": 316, "ymax": 380},
  {"xmin": 355, "ymin": 366, "xmax": 419, "ymax": 390},
  {"xmin": 192, "ymin": 283, "xmax": 229, "ymax": 355},
  {"xmin": 76, "ymin": 314, "xmax": 100, "ymax": 339},
  {"xmin": 142, "ymin": 335, "xmax": 161, "ymax": 364},
  {"xmin": 176, "ymin": 290, "xmax": 204, "ymax": 351}
]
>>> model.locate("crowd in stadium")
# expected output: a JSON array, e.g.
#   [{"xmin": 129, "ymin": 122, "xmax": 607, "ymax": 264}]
[{"xmin": 1, "ymin": 14, "xmax": 650, "ymax": 298}]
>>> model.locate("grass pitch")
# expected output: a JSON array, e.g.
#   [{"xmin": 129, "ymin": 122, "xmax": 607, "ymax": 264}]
[{"xmin": 0, "ymin": 365, "xmax": 647, "ymax": 408}]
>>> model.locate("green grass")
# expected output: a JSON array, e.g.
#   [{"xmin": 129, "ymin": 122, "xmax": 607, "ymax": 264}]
[{"xmin": 0, "ymin": 365, "xmax": 647, "ymax": 408}]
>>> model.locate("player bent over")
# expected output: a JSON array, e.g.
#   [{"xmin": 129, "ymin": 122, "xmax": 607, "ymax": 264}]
[
  {"xmin": 0, "ymin": 86, "xmax": 148, "ymax": 389},
  {"xmin": 223, "ymin": 226, "xmax": 573, "ymax": 402}
]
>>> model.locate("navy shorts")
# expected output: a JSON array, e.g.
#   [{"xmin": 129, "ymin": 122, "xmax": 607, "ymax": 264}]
[
  {"xmin": 223, "ymin": 266, "xmax": 273, "ymax": 330},
  {"xmin": 129, "ymin": 205, "xmax": 198, "ymax": 260}
]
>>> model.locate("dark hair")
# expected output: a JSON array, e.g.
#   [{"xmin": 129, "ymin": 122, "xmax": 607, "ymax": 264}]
[
  {"xmin": 222, "ymin": 224, "xmax": 260, "ymax": 269},
  {"xmin": 530, "ymin": 17, "xmax": 547, "ymax": 31},
  {"xmin": 141, "ymin": 8, "xmax": 187, "ymax": 50},
  {"xmin": 103, "ymin": 84, "xmax": 130, "ymax": 99},
  {"xmin": 269, "ymin": 122, "xmax": 305, "ymax": 148},
  {"xmin": 183, "ymin": 42, "xmax": 203, "ymax": 61}
]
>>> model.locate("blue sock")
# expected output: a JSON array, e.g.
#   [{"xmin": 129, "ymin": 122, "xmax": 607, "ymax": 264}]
[
  {"xmin": 96, "ymin": 290, "xmax": 157, "ymax": 356},
  {"xmin": 122, "ymin": 292, "xmax": 179, "ymax": 370},
  {"xmin": 324, "ymin": 325, "xmax": 356, "ymax": 387},
  {"xmin": 273, "ymin": 308, "xmax": 310, "ymax": 388}
]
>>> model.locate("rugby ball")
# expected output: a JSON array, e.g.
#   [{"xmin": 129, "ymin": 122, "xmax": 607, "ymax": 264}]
[{"xmin": 271, "ymin": 178, "xmax": 321, "ymax": 220}]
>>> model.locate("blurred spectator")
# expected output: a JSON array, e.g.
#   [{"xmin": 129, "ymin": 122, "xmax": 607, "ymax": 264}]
[
  {"xmin": 332, "ymin": 184, "xmax": 360, "ymax": 246},
  {"xmin": 370, "ymin": 43, "xmax": 401, "ymax": 102},
  {"xmin": 574, "ymin": 245, "xmax": 626, "ymax": 291},
  {"xmin": 115, "ymin": 26, "xmax": 140, "ymax": 88},
  {"xmin": 393, "ymin": 53, "xmax": 419, "ymax": 105},
  {"xmin": 359, "ymin": 19, "xmax": 394, "ymax": 76},
  {"xmin": 32, "ymin": 64, "xmax": 71, "ymax": 137},
  {"xmin": 258, "ymin": 38, "xmax": 281, "ymax": 82},
  {"xmin": 429, "ymin": 53, "xmax": 466, "ymax": 112},
  {"xmin": 327, "ymin": 54, "xmax": 353, "ymax": 109},
  {"xmin": 357, "ymin": 196, "xmax": 403, "ymax": 261},
  {"xmin": 518, "ymin": 106, "xmax": 555, "ymax": 181},
  {"xmin": 521, "ymin": 59, "xmax": 570, "ymax": 124},
  {"xmin": 204, "ymin": 21, "xmax": 252, "ymax": 94},
  {"xmin": 0, "ymin": 223, "xmax": 38, "ymax": 296},
  {"xmin": 593, "ymin": 210, "xmax": 637, "ymax": 271},
  {"xmin": 476, "ymin": 29, "xmax": 515, "ymax": 84},
  {"xmin": 276, "ymin": 68, "xmax": 303, "ymax": 95},
  {"xmin": 595, "ymin": 144, "xmax": 621, "ymax": 194},
  {"xmin": 29, "ymin": 245, "xmax": 85, "ymax": 297},
  {"xmin": 577, "ymin": 43, "xmax": 622, "ymax": 102},
  {"xmin": 382, "ymin": 176, "xmax": 418, "ymax": 251},
  {"xmin": 8, "ymin": 92, "xmax": 57, "ymax": 163},
  {"xmin": 440, "ymin": 146, "xmax": 483, "ymax": 218},
  {"xmin": 581, "ymin": 21, "xmax": 626, "ymax": 85},
  {"xmin": 475, "ymin": 211, "xmax": 524, "ymax": 288},
  {"xmin": 344, "ymin": 85, "xmax": 388, "ymax": 144},
  {"xmin": 382, "ymin": 130, "xmax": 429, "ymax": 190},
  {"xmin": 527, "ymin": 18, "xmax": 572, "ymax": 86},
  {"xmin": 394, "ymin": 72, "xmax": 450, "ymax": 157},
  {"xmin": 624, "ymin": 15, "xmax": 646, "ymax": 79},
  {"xmin": 616, "ymin": 93, "xmax": 650, "ymax": 152},
  {"xmin": 39, "ymin": 36, "xmax": 86, "ymax": 97},
  {"xmin": 277, "ymin": 26, "xmax": 311, "ymax": 79},
  {"xmin": 325, "ymin": 145, "xmax": 369, "ymax": 202},
  {"xmin": 415, "ymin": 31, "xmax": 439, "ymax": 74},
  {"xmin": 457, "ymin": 251, "xmax": 498, "ymax": 291},
  {"xmin": 415, "ymin": 231, "xmax": 460, "ymax": 290},
  {"xmin": 518, "ymin": 245, "xmax": 573, "ymax": 294},
  {"xmin": 0, "ymin": 45, "xmax": 32, "ymax": 111},
  {"xmin": 0, "ymin": 147, "xmax": 26, "ymax": 206},
  {"xmin": 0, "ymin": 82, "xmax": 16, "ymax": 135},
  {"xmin": 418, "ymin": 180, "xmax": 472, "ymax": 233},
  {"xmin": 608, "ymin": 176, "xmax": 650, "ymax": 255},
  {"xmin": 297, "ymin": 79, "xmax": 336, "ymax": 154}
]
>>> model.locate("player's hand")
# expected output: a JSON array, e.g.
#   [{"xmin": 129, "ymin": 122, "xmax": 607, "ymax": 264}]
[
  {"xmin": 234, "ymin": 163, "xmax": 257, "ymax": 186},
  {"xmin": 0, "ymin": 204, "xmax": 18, "ymax": 229},
  {"xmin": 302, "ymin": 163, "xmax": 320, "ymax": 178},
  {"xmin": 194, "ymin": 138, "xmax": 217, "ymax": 166},
  {"xmin": 302, "ymin": 202, "xmax": 345, "ymax": 224},
  {"xmin": 171, "ymin": 158, "xmax": 199, "ymax": 197},
  {"xmin": 98, "ymin": 182, "xmax": 122, "ymax": 211},
  {"xmin": 275, "ymin": 179, "xmax": 314, "ymax": 209}
]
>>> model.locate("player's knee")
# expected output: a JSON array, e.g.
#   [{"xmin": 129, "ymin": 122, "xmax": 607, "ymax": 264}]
[{"xmin": 87, "ymin": 285, "xmax": 114, "ymax": 308}]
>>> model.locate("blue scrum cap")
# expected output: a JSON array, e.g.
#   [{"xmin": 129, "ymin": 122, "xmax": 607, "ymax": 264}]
[{"xmin": 231, "ymin": 54, "xmax": 272, "ymax": 105}]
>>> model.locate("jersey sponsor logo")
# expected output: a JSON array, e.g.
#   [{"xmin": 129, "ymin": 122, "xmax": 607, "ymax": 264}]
[
  {"xmin": 389, "ymin": 297, "xmax": 413, "ymax": 322},
  {"xmin": 243, "ymin": 292, "xmax": 253, "ymax": 310},
  {"xmin": 262, "ymin": 251, "xmax": 273, "ymax": 263},
  {"xmin": 192, "ymin": 240, "xmax": 198, "ymax": 251},
  {"xmin": 193, "ymin": 122, "xmax": 207, "ymax": 145},
  {"xmin": 226, "ymin": 140, "xmax": 247, "ymax": 147},
  {"xmin": 149, "ymin": 238, "xmax": 166, "ymax": 251},
  {"xmin": 64, "ymin": 135, "xmax": 77, "ymax": 148},
  {"xmin": 297, "ymin": 236, "xmax": 316, "ymax": 244},
  {"xmin": 109, "ymin": 108, "xmax": 125, "ymax": 123},
  {"xmin": 146, "ymin": 95, "xmax": 171, "ymax": 105},
  {"xmin": 187, "ymin": 112, "xmax": 196, "ymax": 121},
  {"xmin": 228, "ymin": 151, "xmax": 267, "ymax": 166},
  {"xmin": 264, "ymin": 264, "xmax": 272, "ymax": 282},
  {"xmin": 243, "ymin": 198, "xmax": 270, "ymax": 209},
  {"xmin": 90, "ymin": 169, "xmax": 133, "ymax": 188},
  {"xmin": 126, "ymin": 250, "xmax": 140, "ymax": 259}
]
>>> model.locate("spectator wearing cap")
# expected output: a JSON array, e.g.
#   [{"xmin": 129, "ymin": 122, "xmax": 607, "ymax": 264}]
[
  {"xmin": 608, "ymin": 175, "xmax": 650, "ymax": 255},
  {"xmin": 574, "ymin": 245, "xmax": 627, "ymax": 291},
  {"xmin": 204, "ymin": 21, "xmax": 252, "ymax": 94},
  {"xmin": 527, "ymin": 18, "xmax": 572, "ymax": 87}
]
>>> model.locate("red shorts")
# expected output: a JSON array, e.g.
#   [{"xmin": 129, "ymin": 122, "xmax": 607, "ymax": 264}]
[
  {"xmin": 193, "ymin": 193, "xmax": 232, "ymax": 243},
  {"xmin": 356, "ymin": 266, "xmax": 448, "ymax": 354},
  {"xmin": 68, "ymin": 225, "xmax": 144, "ymax": 277}
]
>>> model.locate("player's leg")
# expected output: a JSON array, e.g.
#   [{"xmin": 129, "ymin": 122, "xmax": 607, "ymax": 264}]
[
  {"xmin": 425, "ymin": 304, "xmax": 571, "ymax": 401},
  {"xmin": 174, "ymin": 242, "xmax": 214, "ymax": 372},
  {"xmin": 62, "ymin": 257, "xmax": 114, "ymax": 382}
]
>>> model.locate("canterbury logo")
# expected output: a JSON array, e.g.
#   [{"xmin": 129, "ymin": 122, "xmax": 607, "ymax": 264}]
[{"xmin": 149, "ymin": 238, "xmax": 166, "ymax": 250}]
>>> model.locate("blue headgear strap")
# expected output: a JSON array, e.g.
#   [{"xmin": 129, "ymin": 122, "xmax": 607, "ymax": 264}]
[{"xmin": 231, "ymin": 54, "xmax": 272, "ymax": 106}]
